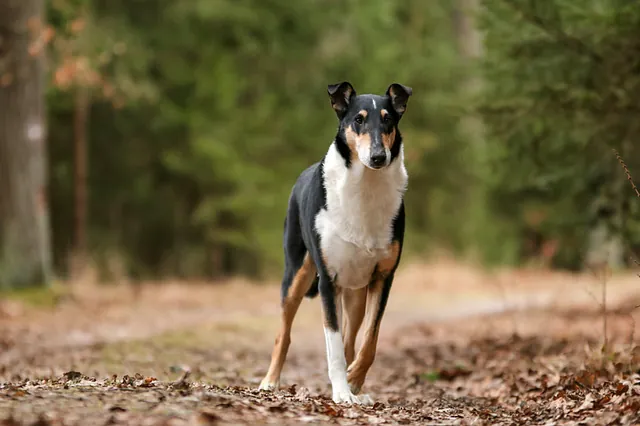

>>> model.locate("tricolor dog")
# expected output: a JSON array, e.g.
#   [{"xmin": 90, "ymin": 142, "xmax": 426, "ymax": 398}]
[{"xmin": 259, "ymin": 82, "xmax": 412, "ymax": 405}]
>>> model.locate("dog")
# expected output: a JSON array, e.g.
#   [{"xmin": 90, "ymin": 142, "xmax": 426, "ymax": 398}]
[{"xmin": 258, "ymin": 82, "xmax": 412, "ymax": 405}]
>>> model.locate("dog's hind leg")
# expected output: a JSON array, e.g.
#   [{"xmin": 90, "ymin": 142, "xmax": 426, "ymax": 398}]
[
  {"xmin": 259, "ymin": 252, "xmax": 315, "ymax": 390},
  {"xmin": 259, "ymin": 212, "xmax": 316, "ymax": 391}
]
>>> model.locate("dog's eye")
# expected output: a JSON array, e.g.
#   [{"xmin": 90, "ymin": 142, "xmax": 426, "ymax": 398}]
[
  {"xmin": 354, "ymin": 115, "xmax": 364, "ymax": 125},
  {"xmin": 383, "ymin": 115, "xmax": 391, "ymax": 123}
]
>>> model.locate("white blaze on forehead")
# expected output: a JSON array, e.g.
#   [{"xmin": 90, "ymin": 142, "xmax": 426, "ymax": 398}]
[{"xmin": 372, "ymin": 98, "xmax": 376, "ymax": 109}]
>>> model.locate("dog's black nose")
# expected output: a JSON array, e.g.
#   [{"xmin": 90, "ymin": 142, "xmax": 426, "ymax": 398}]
[{"xmin": 370, "ymin": 154, "xmax": 386, "ymax": 168}]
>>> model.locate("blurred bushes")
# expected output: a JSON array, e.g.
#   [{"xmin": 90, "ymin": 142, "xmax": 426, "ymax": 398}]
[
  {"xmin": 479, "ymin": 0, "xmax": 640, "ymax": 270},
  {"xmin": 48, "ymin": 0, "xmax": 480, "ymax": 279},
  {"xmin": 45, "ymin": 0, "xmax": 640, "ymax": 280}
]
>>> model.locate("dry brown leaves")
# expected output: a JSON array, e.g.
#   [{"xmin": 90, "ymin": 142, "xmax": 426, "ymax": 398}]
[
  {"xmin": 2, "ymin": 328, "xmax": 638, "ymax": 425},
  {"xmin": 1, "ymin": 267, "xmax": 640, "ymax": 425}
]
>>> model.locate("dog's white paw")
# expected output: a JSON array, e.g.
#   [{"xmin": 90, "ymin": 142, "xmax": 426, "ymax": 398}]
[
  {"xmin": 258, "ymin": 379, "xmax": 279, "ymax": 391},
  {"xmin": 332, "ymin": 389, "xmax": 374, "ymax": 405},
  {"xmin": 356, "ymin": 393, "xmax": 374, "ymax": 405}
]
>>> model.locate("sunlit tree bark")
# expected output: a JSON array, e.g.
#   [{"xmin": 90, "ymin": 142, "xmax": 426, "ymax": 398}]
[{"xmin": 0, "ymin": 0, "xmax": 52, "ymax": 288}]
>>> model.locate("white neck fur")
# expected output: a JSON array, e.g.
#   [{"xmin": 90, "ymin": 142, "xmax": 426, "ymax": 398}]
[{"xmin": 318, "ymin": 142, "xmax": 408, "ymax": 251}]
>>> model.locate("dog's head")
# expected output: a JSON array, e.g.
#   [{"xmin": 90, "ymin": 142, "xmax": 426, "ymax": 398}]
[{"xmin": 328, "ymin": 82, "xmax": 412, "ymax": 170}]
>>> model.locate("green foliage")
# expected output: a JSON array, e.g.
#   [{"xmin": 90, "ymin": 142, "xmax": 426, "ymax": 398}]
[
  {"xmin": 478, "ymin": 0, "xmax": 640, "ymax": 269},
  {"xmin": 47, "ymin": 0, "xmax": 482, "ymax": 279},
  {"xmin": 46, "ymin": 0, "xmax": 640, "ymax": 279}
]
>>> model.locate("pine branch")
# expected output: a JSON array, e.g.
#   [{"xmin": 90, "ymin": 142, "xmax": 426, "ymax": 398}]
[{"xmin": 500, "ymin": 0, "xmax": 604, "ymax": 64}]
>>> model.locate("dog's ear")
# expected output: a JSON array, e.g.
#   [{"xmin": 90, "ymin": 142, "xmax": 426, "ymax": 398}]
[
  {"xmin": 327, "ymin": 82, "xmax": 356, "ymax": 119},
  {"xmin": 386, "ymin": 83, "xmax": 412, "ymax": 117}
]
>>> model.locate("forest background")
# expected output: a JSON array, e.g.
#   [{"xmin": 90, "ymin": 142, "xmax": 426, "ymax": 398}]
[{"xmin": 2, "ymin": 0, "xmax": 640, "ymax": 287}]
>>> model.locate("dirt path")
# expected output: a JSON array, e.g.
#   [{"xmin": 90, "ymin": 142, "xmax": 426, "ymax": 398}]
[{"xmin": 1, "ymin": 262, "xmax": 639, "ymax": 425}]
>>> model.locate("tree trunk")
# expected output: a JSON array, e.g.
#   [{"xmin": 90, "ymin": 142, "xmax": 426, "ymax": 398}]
[
  {"xmin": 71, "ymin": 86, "xmax": 90, "ymax": 278},
  {"xmin": 452, "ymin": 0, "xmax": 484, "ymax": 145},
  {"xmin": 0, "ymin": 0, "xmax": 52, "ymax": 288},
  {"xmin": 452, "ymin": 0, "xmax": 488, "ymax": 259}
]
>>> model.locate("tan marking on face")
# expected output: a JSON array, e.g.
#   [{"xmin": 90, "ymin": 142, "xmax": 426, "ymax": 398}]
[
  {"xmin": 344, "ymin": 126, "xmax": 372, "ymax": 162},
  {"xmin": 341, "ymin": 287, "xmax": 367, "ymax": 367},
  {"xmin": 382, "ymin": 128, "xmax": 396, "ymax": 151},
  {"xmin": 260, "ymin": 253, "xmax": 316, "ymax": 388},
  {"xmin": 380, "ymin": 110, "xmax": 396, "ymax": 150},
  {"xmin": 357, "ymin": 109, "xmax": 368, "ymax": 119}
]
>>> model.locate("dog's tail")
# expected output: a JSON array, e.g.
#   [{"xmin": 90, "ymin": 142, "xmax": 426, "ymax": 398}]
[{"xmin": 305, "ymin": 275, "xmax": 319, "ymax": 298}]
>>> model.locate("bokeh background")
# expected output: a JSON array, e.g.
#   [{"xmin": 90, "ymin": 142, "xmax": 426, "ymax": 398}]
[
  {"xmin": 2, "ymin": 3, "xmax": 640, "ymax": 425},
  {"xmin": 2, "ymin": 0, "xmax": 640, "ymax": 287}
]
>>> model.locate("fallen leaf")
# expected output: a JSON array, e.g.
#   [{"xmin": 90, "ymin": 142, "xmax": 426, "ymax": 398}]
[
  {"xmin": 295, "ymin": 386, "xmax": 311, "ymax": 401},
  {"xmin": 615, "ymin": 382, "xmax": 629, "ymax": 395},
  {"xmin": 575, "ymin": 393, "xmax": 595, "ymax": 412},
  {"xmin": 194, "ymin": 409, "xmax": 220, "ymax": 425},
  {"xmin": 63, "ymin": 371, "xmax": 82, "ymax": 381},
  {"xmin": 322, "ymin": 402, "xmax": 343, "ymax": 417},
  {"xmin": 575, "ymin": 370, "xmax": 596, "ymax": 388}
]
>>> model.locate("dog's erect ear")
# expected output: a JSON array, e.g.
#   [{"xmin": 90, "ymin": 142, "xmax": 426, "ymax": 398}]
[
  {"xmin": 386, "ymin": 83, "xmax": 412, "ymax": 117},
  {"xmin": 327, "ymin": 82, "xmax": 356, "ymax": 119}
]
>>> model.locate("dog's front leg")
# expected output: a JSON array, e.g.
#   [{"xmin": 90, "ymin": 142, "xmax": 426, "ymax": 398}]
[
  {"xmin": 347, "ymin": 241, "xmax": 401, "ymax": 397},
  {"xmin": 342, "ymin": 287, "xmax": 367, "ymax": 366},
  {"xmin": 319, "ymin": 276, "xmax": 372, "ymax": 405},
  {"xmin": 346, "ymin": 273, "xmax": 393, "ymax": 397}
]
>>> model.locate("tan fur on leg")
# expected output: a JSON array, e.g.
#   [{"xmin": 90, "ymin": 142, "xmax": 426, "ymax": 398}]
[
  {"xmin": 260, "ymin": 254, "xmax": 316, "ymax": 390},
  {"xmin": 341, "ymin": 287, "xmax": 367, "ymax": 366},
  {"xmin": 346, "ymin": 279, "xmax": 383, "ymax": 394},
  {"xmin": 346, "ymin": 242, "xmax": 400, "ymax": 394}
]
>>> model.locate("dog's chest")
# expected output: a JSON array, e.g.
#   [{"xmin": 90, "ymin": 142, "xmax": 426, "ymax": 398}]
[{"xmin": 314, "ymin": 145, "xmax": 407, "ymax": 289}]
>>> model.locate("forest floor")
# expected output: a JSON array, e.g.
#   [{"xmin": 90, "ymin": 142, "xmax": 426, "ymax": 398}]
[{"xmin": 1, "ymin": 260, "xmax": 640, "ymax": 425}]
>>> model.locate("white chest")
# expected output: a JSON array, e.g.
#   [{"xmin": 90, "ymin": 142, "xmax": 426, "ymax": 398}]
[{"xmin": 314, "ymin": 144, "xmax": 408, "ymax": 289}]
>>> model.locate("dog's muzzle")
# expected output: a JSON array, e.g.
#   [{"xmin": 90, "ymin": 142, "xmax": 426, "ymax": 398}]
[{"xmin": 370, "ymin": 154, "xmax": 386, "ymax": 168}]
